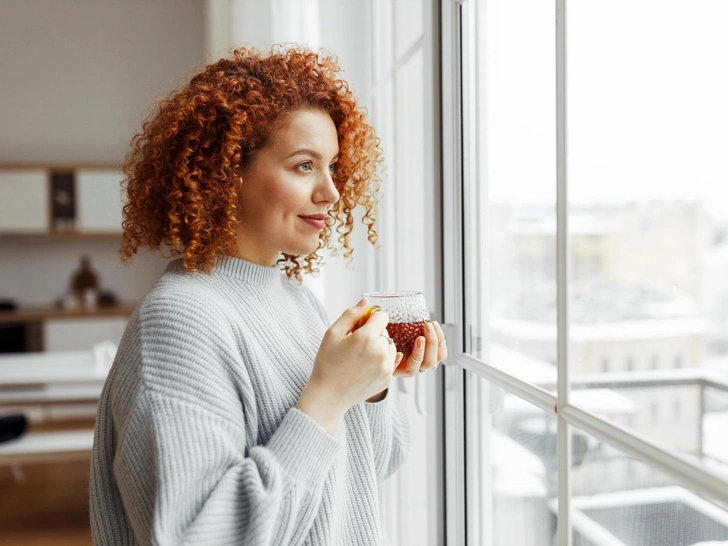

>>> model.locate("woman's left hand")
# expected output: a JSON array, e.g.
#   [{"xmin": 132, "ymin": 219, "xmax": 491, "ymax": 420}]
[{"xmin": 393, "ymin": 320, "xmax": 447, "ymax": 377}]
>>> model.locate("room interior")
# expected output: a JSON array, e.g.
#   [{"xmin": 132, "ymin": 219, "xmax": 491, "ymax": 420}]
[{"xmin": 2, "ymin": 1, "xmax": 728, "ymax": 545}]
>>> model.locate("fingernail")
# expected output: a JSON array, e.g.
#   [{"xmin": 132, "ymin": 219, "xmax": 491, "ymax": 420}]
[
  {"xmin": 395, "ymin": 353, "xmax": 403, "ymax": 365},
  {"xmin": 417, "ymin": 338, "xmax": 425, "ymax": 349},
  {"xmin": 426, "ymin": 323, "xmax": 434, "ymax": 334},
  {"xmin": 356, "ymin": 298, "xmax": 367, "ymax": 307}
]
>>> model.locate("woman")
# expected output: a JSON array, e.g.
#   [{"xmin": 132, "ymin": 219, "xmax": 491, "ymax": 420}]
[{"xmin": 90, "ymin": 46, "xmax": 447, "ymax": 546}]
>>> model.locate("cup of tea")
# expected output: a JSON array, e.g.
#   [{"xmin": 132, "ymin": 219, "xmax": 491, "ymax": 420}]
[{"xmin": 360, "ymin": 291, "xmax": 431, "ymax": 359}]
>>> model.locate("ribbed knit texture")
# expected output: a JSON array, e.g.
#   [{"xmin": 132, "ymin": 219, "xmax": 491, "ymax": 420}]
[{"xmin": 89, "ymin": 256, "xmax": 410, "ymax": 546}]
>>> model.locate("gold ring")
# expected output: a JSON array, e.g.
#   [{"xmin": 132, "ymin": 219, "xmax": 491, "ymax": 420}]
[{"xmin": 355, "ymin": 305, "xmax": 381, "ymax": 330}]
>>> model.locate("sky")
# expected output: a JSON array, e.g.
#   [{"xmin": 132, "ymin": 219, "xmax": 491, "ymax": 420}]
[{"xmin": 479, "ymin": 0, "xmax": 728, "ymax": 220}]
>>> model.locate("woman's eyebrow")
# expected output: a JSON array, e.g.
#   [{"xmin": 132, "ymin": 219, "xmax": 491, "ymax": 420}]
[{"xmin": 285, "ymin": 148, "xmax": 340, "ymax": 160}]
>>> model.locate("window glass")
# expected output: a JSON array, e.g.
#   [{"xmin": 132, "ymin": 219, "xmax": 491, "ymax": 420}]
[
  {"xmin": 466, "ymin": 0, "xmax": 557, "ymax": 371},
  {"xmin": 478, "ymin": 378, "xmax": 560, "ymax": 546},
  {"xmin": 567, "ymin": 0, "xmax": 728, "ymax": 464},
  {"xmin": 571, "ymin": 429, "xmax": 728, "ymax": 546}
]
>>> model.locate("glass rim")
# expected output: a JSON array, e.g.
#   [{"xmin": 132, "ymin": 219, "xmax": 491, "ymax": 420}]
[{"xmin": 361, "ymin": 290, "xmax": 424, "ymax": 299}]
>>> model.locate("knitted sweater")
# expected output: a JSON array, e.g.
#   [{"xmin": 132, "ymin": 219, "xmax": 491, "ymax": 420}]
[{"xmin": 89, "ymin": 256, "xmax": 410, "ymax": 546}]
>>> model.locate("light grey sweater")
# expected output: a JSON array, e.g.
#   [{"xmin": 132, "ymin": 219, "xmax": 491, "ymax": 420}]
[{"xmin": 89, "ymin": 256, "xmax": 410, "ymax": 546}]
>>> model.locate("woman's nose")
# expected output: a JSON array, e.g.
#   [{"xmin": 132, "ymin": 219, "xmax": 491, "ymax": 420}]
[{"xmin": 315, "ymin": 173, "xmax": 340, "ymax": 205}]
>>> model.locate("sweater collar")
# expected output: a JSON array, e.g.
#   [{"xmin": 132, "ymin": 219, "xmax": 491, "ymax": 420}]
[{"xmin": 166, "ymin": 255, "xmax": 282, "ymax": 288}]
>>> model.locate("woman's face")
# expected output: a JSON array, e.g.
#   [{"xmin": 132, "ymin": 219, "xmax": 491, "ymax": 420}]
[{"xmin": 235, "ymin": 108, "xmax": 341, "ymax": 266}]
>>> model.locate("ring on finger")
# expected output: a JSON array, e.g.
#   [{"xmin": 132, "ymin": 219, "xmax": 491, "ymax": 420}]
[
  {"xmin": 438, "ymin": 340, "xmax": 447, "ymax": 347},
  {"xmin": 380, "ymin": 333, "xmax": 394, "ymax": 345},
  {"xmin": 411, "ymin": 355, "xmax": 423, "ymax": 364}
]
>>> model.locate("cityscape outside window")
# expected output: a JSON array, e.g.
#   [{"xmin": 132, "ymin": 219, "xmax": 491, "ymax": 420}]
[{"xmin": 459, "ymin": 0, "xmax": 728, "ymax": 543}]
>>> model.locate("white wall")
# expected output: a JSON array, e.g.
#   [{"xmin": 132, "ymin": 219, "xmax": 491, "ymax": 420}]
[
  {"xmin": 0, "ymin": 238, "xmax": 167, "ymax": 307},
  {"xmin": 0, "ymin": 0, "xmax": 206, "ymax": 165},
  {"xmin": 0, "ymin": 0, "xmax": 206, "ymax": 308}
]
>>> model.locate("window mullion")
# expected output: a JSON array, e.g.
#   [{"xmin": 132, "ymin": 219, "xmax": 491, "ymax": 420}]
[
  {"xmin": 555, "ymin": 0, "xmax": 572, "ymax": 545},
  {"xmin": 441, "ymin": 0, "xmax": 468, "ymax": 542}
]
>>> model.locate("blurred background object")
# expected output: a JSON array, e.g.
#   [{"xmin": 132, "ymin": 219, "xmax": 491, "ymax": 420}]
[
  {"xmin": 0, "ymin": 1, "xmax": 442, "ymax": 545},
  {"xmin": 69, "ymin": 254, "xmax": 100, "ymax": 309},
  {"xmin": 0, "ymin": 1, "xmax": 205, "ymax": 543}
]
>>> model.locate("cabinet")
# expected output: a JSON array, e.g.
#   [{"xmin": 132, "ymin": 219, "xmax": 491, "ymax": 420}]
[
  {"xmin": 44, "ymin": 317, "xmax": 128, "ymax": 352},
  {"xmin": 0, "ymin": 170, "xmax": 48, "ymax": 232},
  {"xmin": 0, "ymin": 164, "xmax": 124, "ymax": 236},
  {"xmin": 0, "ymin": 164, "xmax": 136, "ymax": 354},
  {"xmin": 75, "ymin": 169, "xmax": 125, "ymax": 233},
  {"xmin": 0, "ymin": 306, "xmax": 136, "ymax": 352}
]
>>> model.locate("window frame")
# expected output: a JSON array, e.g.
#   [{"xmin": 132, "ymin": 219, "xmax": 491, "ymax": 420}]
[{"xmin": 440, "ymin": 0, "xmax": 728, "ymax": 545}]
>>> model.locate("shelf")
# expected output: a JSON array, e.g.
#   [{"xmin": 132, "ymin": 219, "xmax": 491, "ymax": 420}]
[
  {"xmin": 0, "ymin": 163, "xmax": 122, "ymax": 170},
  {"xmin": 0, "ymin": 232, "xmax": 122, "ymax": 240},
  {"xmin": 0, "ymin": 304, "xmax": 137, "ymax": 324},
  {"xmin": 0, "ymin": 164, "xmax": 124, "ymax": 235}
]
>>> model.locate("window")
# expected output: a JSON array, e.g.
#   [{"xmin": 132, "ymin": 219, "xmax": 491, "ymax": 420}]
[
  {"xmin": 650, "ymin": 402, "xmax": 659, "ymax": 426},
  {"xmin": 650, "ymin": 354, "xmax": 659, "ymax": 370},
  {"xmin": 675, "ymin": 354, "xmax": 684, "ymax": 369},
  {"xmin": 442, "ymin": 0, "xmax": 728, "ymax": 543}
]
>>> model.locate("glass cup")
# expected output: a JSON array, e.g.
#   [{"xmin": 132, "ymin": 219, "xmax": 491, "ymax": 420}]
[{"xmin": 360, "ymin": 291, "xmax": 431, "ymax": 359}]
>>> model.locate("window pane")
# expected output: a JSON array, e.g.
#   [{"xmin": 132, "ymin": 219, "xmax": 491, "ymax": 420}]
[
  {"xmin": 569, "ymin": 382, "xmax": 728, "ymax": 476},
  {"xmin": 703, "ymin": 385, "xmax": 728, "ymax": 478},
  {"xmin": 571, "ymin": 429, "xmax": 728, "ymax": 546},
  {"xmin": 479, "ymin": 380, "xmax": 559, "ymax": 546},
  {"xmin": 565, "ymin": 0, "xmax": 728, "ymax": 463},
  {"xmin": 467, "ymin": 0, "xmax": 557, "ymax": 371}
]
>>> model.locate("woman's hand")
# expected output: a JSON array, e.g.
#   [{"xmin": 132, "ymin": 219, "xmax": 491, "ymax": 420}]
[
  {"xmin": 296, "ymin": 299, "xmax": 401, "ymax": 433},
  {"xmin": 393, "ymin": 320, "xmax": 448, "ymax": 377}
]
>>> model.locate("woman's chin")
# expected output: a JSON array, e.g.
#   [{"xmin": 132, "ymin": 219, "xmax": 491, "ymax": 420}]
[{"xmin": 281, "ymin": 242, "xmax": 320, "ymax": 258}]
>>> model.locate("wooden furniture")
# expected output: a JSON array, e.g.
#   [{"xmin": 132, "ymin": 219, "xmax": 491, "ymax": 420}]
[
  {"xmin": 0, "ymin": 163, "xmax": 134, "ymax": 351},
  {"xmin": 0, "ymin": 350, "xmax": 108, "ymax": 466},
  {"xmin": 0, "ymin": 305, "xmax": 134, "ymax": 352},
  {"xmin": 0, "ymin": 304, "xmax": 136, "ymax": 324},
  {"xmin": 0, "ymin": 430, "xmax": 94, "ymax": 466},
  {"xmin": 0, "ymin": 164, "xmax": 124, "ymax": 236}
]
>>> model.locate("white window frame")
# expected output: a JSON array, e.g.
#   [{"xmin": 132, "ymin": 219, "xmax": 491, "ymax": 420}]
[{"xmin": 440, "ymin": 0, "xmax": 728, "ymax": 545}]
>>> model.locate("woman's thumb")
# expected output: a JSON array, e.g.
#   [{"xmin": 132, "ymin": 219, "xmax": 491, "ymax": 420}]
[{"xmin": 329, "ymin": 298, "xmax": 369, "ymax": 337}]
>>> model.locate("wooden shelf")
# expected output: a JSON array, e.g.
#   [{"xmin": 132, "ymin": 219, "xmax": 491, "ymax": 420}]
[
  {"xmin": 0, "ymin": 304, "xmax": 136, "ymax": 324},
  {"xmin": 0, "ymin": 163, "xmax": 122, "ymax": 170},
  {"xmin": 0, "ymin": 164, "xmax": 124, "ymax": 235},
  {"xmin": 0, "ymin": 231, "xmax": 122, "ymax": 240}
]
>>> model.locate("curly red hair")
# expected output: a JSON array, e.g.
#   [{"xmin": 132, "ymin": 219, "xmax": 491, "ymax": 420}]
[{"xmin": 120, "ymin": 46, "xmax": 382, "ymax": 280}]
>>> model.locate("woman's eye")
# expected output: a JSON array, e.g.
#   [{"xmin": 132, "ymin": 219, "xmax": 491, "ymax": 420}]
[
  {"xmin": 329, "ymin": 162, "xmax": 338, "ymax": 173},
  {"xmin": 297, "ymin": 161, "xmax": 313, "ymax": 172}
]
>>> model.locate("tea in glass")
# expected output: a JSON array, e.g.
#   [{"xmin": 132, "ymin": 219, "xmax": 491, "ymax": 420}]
[{"xmin": 360, "ymin": 291, "xmax": 431, "ymax": 358}]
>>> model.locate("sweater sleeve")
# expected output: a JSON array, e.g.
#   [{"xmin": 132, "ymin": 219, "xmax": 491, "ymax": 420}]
[
  {"xmin": 364, "ymin": 391, "xmax": 411, "ymax": 482},
  {"xmin": 113, "ymin": 290, "xmax": 341, "ymax": 546},
  {"xmin": 299, "ymin": 285, "xmax": 411, "ymax": 482}
]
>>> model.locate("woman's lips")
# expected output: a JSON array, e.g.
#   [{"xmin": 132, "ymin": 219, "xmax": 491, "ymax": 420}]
[{"xmin": 299, "ymin": 216, "xmax": 325, "ymax": 229}]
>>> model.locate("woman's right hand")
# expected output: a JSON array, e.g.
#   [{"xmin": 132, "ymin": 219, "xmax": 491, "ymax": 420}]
[{"xmin": 296, "ymin": 299, "xmax": 401, "ymax": 433}]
